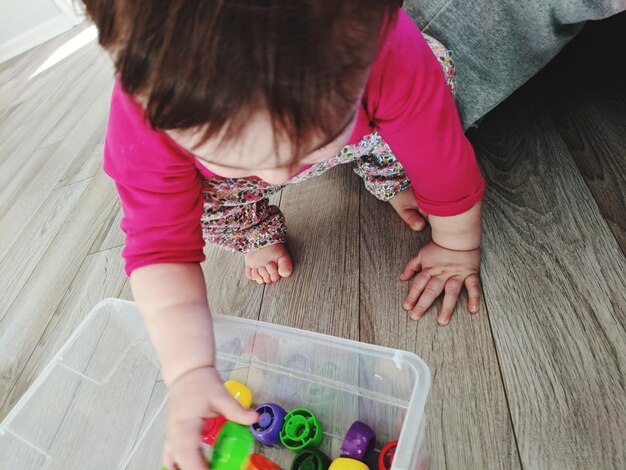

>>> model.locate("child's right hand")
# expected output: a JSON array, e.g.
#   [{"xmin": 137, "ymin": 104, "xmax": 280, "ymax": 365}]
[{"xmin": 162, "ymin": 366, "xmax": 259, "ymax": 470}]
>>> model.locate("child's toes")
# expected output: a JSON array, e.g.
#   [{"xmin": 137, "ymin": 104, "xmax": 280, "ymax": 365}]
[
  {"xmin": 277, "ymin": 255, "xmax": 293, "ymax": 278},
  {"xmin": 266, "ymin": 262, "xmax": 280, "ymax": 282},
  {"xmin": 257, "ymin": 266, "xmax": 271, "ymax": 284},
  {"xmin": 250, "ymin": 268, "xmax": 263, "ymax": 284}
]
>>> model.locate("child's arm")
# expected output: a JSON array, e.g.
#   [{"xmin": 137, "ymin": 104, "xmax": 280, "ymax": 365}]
[
  {"xmin": 429, "ymin": 202, "xmax": 482, "ymax": 251},
  {"xmin": 130, "ymin": 263, "xmax": 214, "ymax": 386},
  {"xmin": 396, "ymin": 199, "xmax": 482, "ymax": 325},
  {"xmin": 103, "ymin": 83, "xmax": 258, "ymax": 469},
  {"xmin": 131, "ymin": 262, "xmax": 258, "ymax": 470},
  {"xmin": 363, "ymin": 11, "xmax": 485, "ymax": 324}
]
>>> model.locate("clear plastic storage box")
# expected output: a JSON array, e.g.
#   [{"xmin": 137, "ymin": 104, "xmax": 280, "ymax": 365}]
[{"xmin": 0, "ymin": 298, "xmax": 430, "ymax": 469}]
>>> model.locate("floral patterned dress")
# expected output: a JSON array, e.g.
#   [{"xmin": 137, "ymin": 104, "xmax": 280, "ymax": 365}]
[{"xmin": 201, "ymin": 33, "xmax": 457, "ymax": 254}]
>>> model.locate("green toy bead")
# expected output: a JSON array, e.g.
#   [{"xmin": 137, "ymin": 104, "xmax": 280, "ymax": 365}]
[
  {"xmin": 291, "ymin": 448, "xmax": 332, "ymax": 470},
  {"xmin": 212, "ymin": 422, "xmax": 255, "ymax": 470},
  {"xmin": 279, "ymin": 408, "xmax": 324, "ymax": 452}
]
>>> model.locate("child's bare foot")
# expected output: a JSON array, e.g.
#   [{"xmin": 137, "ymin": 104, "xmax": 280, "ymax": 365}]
[
  {"xmin": 389, "ymin": 189, "xmax": 429, "ymax": 231},
  {"xmin": 245, "ymin": 243, "xmax": 293, "ymax": 284}
]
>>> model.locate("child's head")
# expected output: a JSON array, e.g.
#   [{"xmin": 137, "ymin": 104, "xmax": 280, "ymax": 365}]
[{"xmin": 84, "ymin": 0, "xmax": 400, "ymax": 183}]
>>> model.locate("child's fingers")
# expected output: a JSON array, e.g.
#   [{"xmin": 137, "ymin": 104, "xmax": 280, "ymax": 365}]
[
  {"xmin": 410, "ymin": 276, "xmax": 445, "ymax": 320},
  {"xmin": 175, "ymin": 445, "xmax": 208, "ymax": 470},
  {"xmin": 162, "ymin": 440, "xmax": 175, "ymax": 470},
  {"xmin": 169, "ymin": 422, "xmax": 208, "ymax": 470},
  {"xmin": 438, "ymin": 277, "xmax": 463, "ymax": 325},
  {"xmin": 245, "ymin": 266, "xmax": 253, "ymax": 280},
  {"xmin": 464, "ymin": 273, "xmax": 481, "ymax": 313},
  {"xmin": 266, "ymin": 262, "xmax": 280, "ymax": 282},
  {"xmin": 277, "ymin": 255, "xmax": 293, "ymax": 278},
  {"xmin": 400, "ymin": 253, "xmax": 422, "ymax": 281},
  {"xmin": 403, "ymin": 271, "xmax": 430, "ymax": 310},
  {"xmin": 257, "ymin": 266, "xmax": 271, "ymax": 283},
  {"xmin": 216, "ymin": 395, "xmax": 259, "ymax": 425},
  {"xmin": 401, "ymin": 208, "xmax": 427, "ymax": 231},
  {"xmin": 250, "ymin": 268, "xmax": 264, "ymax": 284}
]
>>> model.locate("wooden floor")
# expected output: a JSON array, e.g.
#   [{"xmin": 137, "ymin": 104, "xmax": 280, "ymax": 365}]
[{"xmin": 1, "ymin": 16, "xmax": 624, "ymax": 470}]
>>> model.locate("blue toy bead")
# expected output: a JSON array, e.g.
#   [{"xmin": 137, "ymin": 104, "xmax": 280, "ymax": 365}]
[{"xmin": 250, "ymin": 402, "xmax": 287, "ymax": 446}]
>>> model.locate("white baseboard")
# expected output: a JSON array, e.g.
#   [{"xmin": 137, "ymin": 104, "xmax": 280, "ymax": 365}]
[{"xmin": 0, "ymin": 14, "xmax": 73, "ymax": 64}]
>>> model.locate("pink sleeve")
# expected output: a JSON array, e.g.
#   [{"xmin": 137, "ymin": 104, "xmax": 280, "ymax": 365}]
[
  {"xmin": 103, "ymin": 81, "xmax": 205, "ymax": 276},
  {"xmin": 368, "ymin": 10, "xmax": 485, "ymax": 216}
]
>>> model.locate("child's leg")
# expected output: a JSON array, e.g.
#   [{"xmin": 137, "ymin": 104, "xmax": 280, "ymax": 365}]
[
  {"xmin": 201, "ymin": 179, "xmax": 292, "ymax": 283},
  {"xmin": 201, "ymin": 198, "xmax": 286, "ymax": 253}
]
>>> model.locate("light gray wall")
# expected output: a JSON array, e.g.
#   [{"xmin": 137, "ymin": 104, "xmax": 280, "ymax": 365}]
[{"xmin": 0, "ymin": 0, "xmax": 64, "ymax": 44}]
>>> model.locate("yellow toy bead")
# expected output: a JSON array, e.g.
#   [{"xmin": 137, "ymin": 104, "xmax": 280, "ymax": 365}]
[
  {"xmin": 329, "ymin": 458, "xmax": 369, "ymax": 470},
  {"xmin": 224, "ymin": 380, "xmax": 253, "ymax": 408}
]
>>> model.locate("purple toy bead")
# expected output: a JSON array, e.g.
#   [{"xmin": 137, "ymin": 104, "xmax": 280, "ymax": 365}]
[
  {"xmin": 340, "ymin": 421, "xmax": 376, "ymax": 461},
  {"xmin": 250, "ymin": 403, "xmax": 287, "ymax": 446}
]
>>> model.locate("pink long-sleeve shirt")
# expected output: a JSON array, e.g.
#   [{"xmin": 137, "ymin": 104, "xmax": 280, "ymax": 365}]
[{"xmin": 103, "ymin": 10, "xmax": 485, "ymax": 276}]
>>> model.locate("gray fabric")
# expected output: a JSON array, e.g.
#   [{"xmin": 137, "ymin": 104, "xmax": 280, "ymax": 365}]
[{"xmin": 403, "ymin": 0, "xmax": 626, "ymax": 128}]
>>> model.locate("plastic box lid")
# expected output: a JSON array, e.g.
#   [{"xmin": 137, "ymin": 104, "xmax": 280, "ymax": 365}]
[{"xmin": 0, "ymin": 298, "xmax": 430, "ymax": 469}]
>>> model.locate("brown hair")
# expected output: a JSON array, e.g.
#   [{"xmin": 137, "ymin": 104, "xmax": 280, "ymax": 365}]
[{"xmin": 82, "ymin": 0, "xmax": 400, "ymax": 157}]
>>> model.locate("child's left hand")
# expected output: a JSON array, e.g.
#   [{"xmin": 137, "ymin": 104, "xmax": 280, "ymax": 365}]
[{"xmin": 400, "ymin": 241, "xmax": 481, "ymax": 325}]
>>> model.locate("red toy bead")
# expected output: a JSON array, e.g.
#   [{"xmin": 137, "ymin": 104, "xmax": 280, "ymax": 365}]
[
  {"xmin": 378, "ymin": 440, "xmax": 398, "ymax": 470},
  {"xmin": 201, "ymin": 415, "xmax": 228, "ymax": 445},
  {"xmin": 247, "ymin": 453, "xmax": 281, "ymax": 470}
]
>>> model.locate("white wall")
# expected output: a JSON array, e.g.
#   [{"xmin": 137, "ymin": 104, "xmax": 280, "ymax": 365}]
[{"xmin": 0, "ymin": 0, "xmax": 84, "ymax": 63}]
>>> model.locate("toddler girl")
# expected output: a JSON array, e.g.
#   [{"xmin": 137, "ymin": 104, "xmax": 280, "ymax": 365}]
[{"xmin": 83, "ymin": 1, "xmax": 484, "ymax": 468}]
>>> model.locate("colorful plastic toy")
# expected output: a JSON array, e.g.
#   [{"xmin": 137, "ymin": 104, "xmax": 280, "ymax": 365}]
[
  {"xmin": 291, "ymin": 448, "xmax": 332, "ymax": 470},
  {"xmin": 328, "ymin": 458, "xmax": 369, "ymax": 470},
  {"xmin": 279, "ymin": 408, "xmax": 323, "ymax": 452},
  {"xmin": 378, "ymin": 440, "xmax": 398, "ymax": 470},
  {"xmin": 340, "ymin": 421, "xmax": 375, "ymax": 461},
  {"xmin": 212, "ymin": 422, "xmax": 255, "ymax": 470},
  {"xmin": 246, "ymin": 453, "xmax": 281, "ymax": 470},
  {"xmin": 202, "ymin": 414, "xmax": 228, "ymax": 445},
  {"xmin": 201, "ymin": 380, "xmax": 253, "ymax": 446},
  {"xmin": 251, "ymin": 402, "xmax": 287, "ymax": 445},
  {"xmin": 224, "ymin": 380, "xmax": 253, "ymax": 408}
]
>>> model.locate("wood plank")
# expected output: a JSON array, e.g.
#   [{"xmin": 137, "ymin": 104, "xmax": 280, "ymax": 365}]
[
  {"xmin": 471, "ymin": 86, "xmax": 626, "ymax": 469},
  {"xmin": 0, "ymin": 86, "xmax": 112, "ymax": 262},
  {"xmin": 0, "ymin": 178, "xmax": 91, "ymax": 318},
  {"xmin": 0, "ymin": 42, "xmax": 111, "ymax": 169},
  {"xmin": 0, "ymin": 24, "xmax": 89, "ymax": 94},
  {"xmin": 258, "ymin": 165, "xmax": 360, "ymax": 338},
  {"xmin": 201, "ymin": 245, "xmax": 265, "ymax": 321},
  {"xmin": 359, "ymin": 191, "xmax": 521, "ymax": 469},
  {"xmin": 543, "ymin": 84, "xmax": 626, "ymax": 255},
  {"xmin": 89, "ymin": 197, "xmax": 124, "ymax": 254},
  {"xmin": 0, "ymin": 170, "xmax": 119, "ymax": 410},
  {"xmin": 538, "ymin": 13, "xmax": 626, "ymax": 254},
  {"xmin": 0, "ymin": 246, "xmax": 127, "ymax": 418},
  {"xmin": 53, "ymin": 81, "xmax": 112, "ymax": 187},
  {"xmin": 0, "ymin": 53, "xmax": 113, "ymax": 215},
  {"xmin": 0, "ymin": 26, "xmax": 102, "ymax": 127}
]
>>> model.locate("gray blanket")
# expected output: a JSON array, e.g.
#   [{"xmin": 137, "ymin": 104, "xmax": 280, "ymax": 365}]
[{"xmin": 403, "ymin": 0, "xmax": 626, "ymax": 128}]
